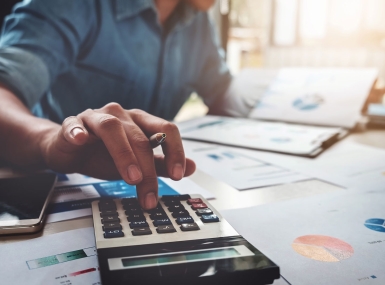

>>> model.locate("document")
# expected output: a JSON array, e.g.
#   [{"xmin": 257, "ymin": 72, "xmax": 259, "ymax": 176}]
[
  {"xmin": 183, "ymin": 140, "xmax": 309, "ymax": 190},
  {"xmin": 48, "ymin": 174, "xmax": 213, "ymax": 223},
  {"xmin": 246, "ymin": 141, "xmax": 385, "ymax": 191},
  {"xmin": 0, "ymin": 227, "xmax": 100, "ymax": 285},
  {"xmin": 178, "ymin": 115, "xmax": 343, "ymax": 156},
  {"xmin": 249, "ymin": 67, "xmax": 378, "ymax": 128},
  {"xmin": 222, "ymin": 188, "xmax": 385, "ymax": 285}
]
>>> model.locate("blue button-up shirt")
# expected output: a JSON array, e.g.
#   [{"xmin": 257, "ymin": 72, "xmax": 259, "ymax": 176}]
[{"xmin": 0, "ymin": 0, "xmax": 231, "ymax": 123}]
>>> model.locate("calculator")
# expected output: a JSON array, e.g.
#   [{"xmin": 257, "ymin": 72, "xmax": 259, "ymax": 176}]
[{"xmin": 91, "ymin": 194, "xmax": 280, "ymax": 285}]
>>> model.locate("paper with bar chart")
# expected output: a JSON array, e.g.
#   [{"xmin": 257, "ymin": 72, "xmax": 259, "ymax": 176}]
[
  {"xmin": 182, "ymin": 140, "xmax": 309, "ymax": 190},
  {"xmin": 0, "ymin": 228, "xmax": 100, "ymax": 285},
  {"xmin": 222, "ymin": 188, "xmax": 385, "ymax": 284}
]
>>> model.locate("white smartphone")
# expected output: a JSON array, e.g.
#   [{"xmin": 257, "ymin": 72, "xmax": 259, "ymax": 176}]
[{"xmin": 0, "ymin": 172, "xmax": 57, "ymax": 235}]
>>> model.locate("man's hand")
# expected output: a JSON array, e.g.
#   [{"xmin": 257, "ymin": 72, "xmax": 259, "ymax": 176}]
[{"xmin": 41, "ymin": 103, "xmax": 196, "ymax": 209}]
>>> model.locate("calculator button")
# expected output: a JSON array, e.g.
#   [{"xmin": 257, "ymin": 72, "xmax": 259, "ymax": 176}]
[
  {"xmin": 176, "ymin": 216, "xmax": 194, "ymax": 225},
  {"xmin": 104, "ymin": 229, "xmax": 124, "ymax": 238},
  {"xmin": 164, "ymin": 200, "xmax": 181, "ymax": 207},
  {"xmin": 101, "ymin": 216, "xmax": 120, "ymax": 223},
  {"xmin": 121, "ymin": 198, "xmax": 139, "ymax": 207},
  {"xmin": 100, "ymin": 211, "xmax": 118, "ymax": 218},
  {"xmin": 129, "ymin": 220, "xmax": 149, "ymax": 228},
  {"xmin": 191, "ymin": 203, "xmax": 208, "ymax": 210},
  {"xmin": 98, "ymin": 200, "xmax": 117, "ymax": 211},
  {"xmin": 124, "ymin": 206, "xmax": 142, "ymax": 213},
  {"xmin": 153, "ymin": 218, "xmax": 172, "ymax": 226},
  {"xmin": 172, "ymin": 210, "xmax": 190, "ymax": 218},
  {"xmin": 196, "ymin": 208, "xmax": 213, "ymax": 216},
  {"xmin": 201, "ymin": 214, "xmax": 220, "ymax": 223},
  {"xmin": 157, "ymin": 225, "xmax": 176, "ymax": 234},
  {"xmin": 162, "ymin": 194, "xmax": 191, "ymax": 201},
  {"xmin": 132, "ymin": 227, "xmax": 152, "ymax": 236},
  {"xmin": 150, "ymin": 212, "xmax": 167, "ymax": 220},
  {"xmin": 126, "ymin": 213, "xmax": 146, "ymax": 222},
  {"xmin": 187, "ymin": 198, "xmax": 202, "ymax": 205},
  {"xmin": 102, "ymin": 223, "xmax": 122, "ymax": 231},
  {"xmin": 146, "ymin": 204, "xmax": 164, "ymax": 214},
  {"xmin": 167, "ymin": 204, "xmax": 185, "ymax": 212},
  {"xmin": 180, "ymin": 223, "xmax": 200, "ymax": 231},
  {"xmin": 121, "ymin": 197, "xmax": 138, "ymax": 203}
]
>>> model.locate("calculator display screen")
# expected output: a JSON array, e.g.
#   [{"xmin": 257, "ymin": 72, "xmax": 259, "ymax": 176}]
[
  {"xmin": 0, "ymin": 173, "xmax": 56, "ymax": 223},
  {"xmin": 122, "ymin": 248, "xmax": 240, "ymax": 268}
]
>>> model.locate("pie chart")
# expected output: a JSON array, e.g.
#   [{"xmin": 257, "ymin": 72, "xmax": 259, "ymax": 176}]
[
  {"xmin": 292, "ymin": 235, "xmax": 354, "ymax": 262},
  {"xmin": 364, "ymin": 218, "xmax": 385, "ymax": 232}
]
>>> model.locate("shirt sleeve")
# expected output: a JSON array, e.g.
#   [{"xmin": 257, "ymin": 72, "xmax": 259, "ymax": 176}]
[
  {"xmin": 193, "ymin": 13, "xmax": 233, "ymax": 111},
  {"xmin": 0, "ymin": 0, "xmax": 96, "ymax": 108}
]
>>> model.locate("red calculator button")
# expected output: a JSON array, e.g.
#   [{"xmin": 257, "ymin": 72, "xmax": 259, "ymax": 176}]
[
  {"xmin": 187, "ymin": 198, "xmax": 203, "ymax": 205},
  {"xmin": 191, "ymin": 203, "xmax": 207, "ymax": 210}
]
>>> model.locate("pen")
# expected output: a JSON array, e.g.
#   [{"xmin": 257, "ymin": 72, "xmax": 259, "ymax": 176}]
[{"xmin": 149, "ymin": 133, "xmax": 166, "ymax": 148}]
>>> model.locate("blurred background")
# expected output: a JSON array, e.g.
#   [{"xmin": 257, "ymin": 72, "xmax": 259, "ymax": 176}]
[
  {"xmin": 176, "ymin": 0, "xmax": 385, "ymax": 121},
  {"xmin": 1, "ymin": 0, "xmax": 385, "ymax": 121}
]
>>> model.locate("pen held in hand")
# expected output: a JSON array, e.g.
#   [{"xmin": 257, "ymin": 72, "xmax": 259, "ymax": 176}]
[{"xmin": 149, "ymin": 133, "xmax": 166, "ymax": 148}]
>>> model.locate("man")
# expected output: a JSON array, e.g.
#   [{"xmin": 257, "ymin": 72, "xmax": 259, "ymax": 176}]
[{"xmin": 0, "ymin": 0, "xmax": 250, "ymax": 209}]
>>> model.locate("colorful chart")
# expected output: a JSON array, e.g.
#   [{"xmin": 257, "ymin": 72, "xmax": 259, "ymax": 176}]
[
  {"xmin": 364, "ymin": 218, "xmax": 385, "ymax": 233},
  {"xmin": 292, "ymin": 93, "xmax": 324, "ymax": 111},
  {"xmin": 292, "ymin": 235, "xmax": 354, "ymax": 262}
]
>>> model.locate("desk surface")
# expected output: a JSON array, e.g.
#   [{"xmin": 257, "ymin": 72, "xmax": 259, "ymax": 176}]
[{"xmin": 0, "ymin": 128, "xmax": 384, "ymax": 245}]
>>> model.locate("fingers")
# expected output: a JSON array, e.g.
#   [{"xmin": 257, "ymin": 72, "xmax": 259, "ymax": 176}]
[
  {"xmin": 121, "ymin": 123, "xmax": 159, "ymax": 210},
  {"xmin": 129, "ymin": 109, "xmax": 186, "ymax": 181},
  {"xmin": 78, "ymin": 109, "xmax": 143, "ymax": 185},
  {"xmin": 154, "ymin": 155, "xmax": 196, "ymax": 177},
  {"xmin": 62, "ymin": 116, "xmax": 88, "ymax": 145}
]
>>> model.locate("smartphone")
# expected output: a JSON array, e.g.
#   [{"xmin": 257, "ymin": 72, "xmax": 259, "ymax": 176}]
[{"xmin": 0, "ymin": 172, "xmax": 57, "ymax": 235}]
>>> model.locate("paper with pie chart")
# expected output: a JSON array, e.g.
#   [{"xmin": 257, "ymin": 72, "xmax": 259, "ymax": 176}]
[
  {"xmin": 222, "ymin": 188, "xmax": 385, "ymax": 285},
  {"xmin": 249, "ymin": 68, "xmax": 378, "ymax": 129}
]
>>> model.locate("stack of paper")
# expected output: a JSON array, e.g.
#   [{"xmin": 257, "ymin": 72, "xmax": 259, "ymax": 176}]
[
  {"xmin": 249, "ymin": 68, "xmax": 378, "ymax": 129},
  {"xmin": 222, "ymin": 188, "xmax": 385, "ymax": 285}
]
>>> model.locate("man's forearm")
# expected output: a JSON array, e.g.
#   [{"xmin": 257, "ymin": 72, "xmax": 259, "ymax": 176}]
[{"xmin": 0, "ymin": 85, "xmax": 59, "ymax": 167}]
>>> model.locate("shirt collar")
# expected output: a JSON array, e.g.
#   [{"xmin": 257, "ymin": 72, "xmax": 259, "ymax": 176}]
[{"xmin": 115, "ymin": 0, "xmax": 199, "ymax": 28}]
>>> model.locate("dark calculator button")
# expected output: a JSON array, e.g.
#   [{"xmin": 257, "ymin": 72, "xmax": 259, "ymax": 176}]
[
  {"xmin": 153, "ymin": 218, "xmax": 172, "ymax": 226},
  {"xmin": 130, "ymin": 220, "xmax": 149, "ymax": 228},
  {"xmin": 196, "ymin": 208, "xmax": 213, "ymax": 216},
  {"xmin": 146, "ymin": 204, "xmax": 164, "ymax": 214},
  {"xmin": 100, "ymin": 211, "xmax": 118, "ymax": 218},
  {"xmin": 132, "ymin": 227, "xmax": 152, "ymax": 236},
  {"xmin": 98, "ymin": 200, "xmax": 117, "ymax": 211},
  {"xmin": 124, "ymin": 206, "xmax": 142, "ymax": 213},
  {"xmin": 164, "ymin": 200, "xmax": 181, "ymax": 207},
  {"xmin": 150, "ymin": 212, "xmax": 167, "ymax": 220},
  {"xmin": 121, "ymin": 198, "xmax": 139, "ymax": 207},
  {"xmin": 127, "ymin": 213, "xmax": 146, "ymax": 222},
  {"xmin": 162, "ymin": 194, "xmax": 191, "ymax": 201},
  {"xmin": 201, "ymin": 214, "xmax": 220, "ymax": 223},
  {"xmin": 101, "ymin": 216, "xmax": 120, "ymax": 223},
  {"xmin": 167, "ymin": 204, "xmax": 185, "ymax": 212},
  {"xmin": 157, "ymin": 225, "xmax": 176, "ymax": 234},
  {"xmin": 191, "ymin": 203, "xmax": 208, "ymax": 210},
  {"xmin": 104, "ymin": 229, "xmax": 124, "ymax": 238},
  {"xmin": 180, "ymin": 223, "xmax": 200, "ymax": 231},
  {"xmin": 176, "ymin": 216, "xmax": 194, "ymax": 225},
  {"xmin": 187, "ymin": 198, "xmax": 202, "ymax": 205},
  {"xmin": 172, "ymin": 210, "xmax": 190, "ymax": 218},
  {"xmin": 102, "ymin": 222, "xmax": 122, "ymax": 231}
]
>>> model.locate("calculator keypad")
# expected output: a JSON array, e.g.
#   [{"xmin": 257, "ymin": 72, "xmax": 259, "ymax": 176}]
[{"xmin": 96, "ymin": 194, "xmax": 220, "ymax": 240}]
